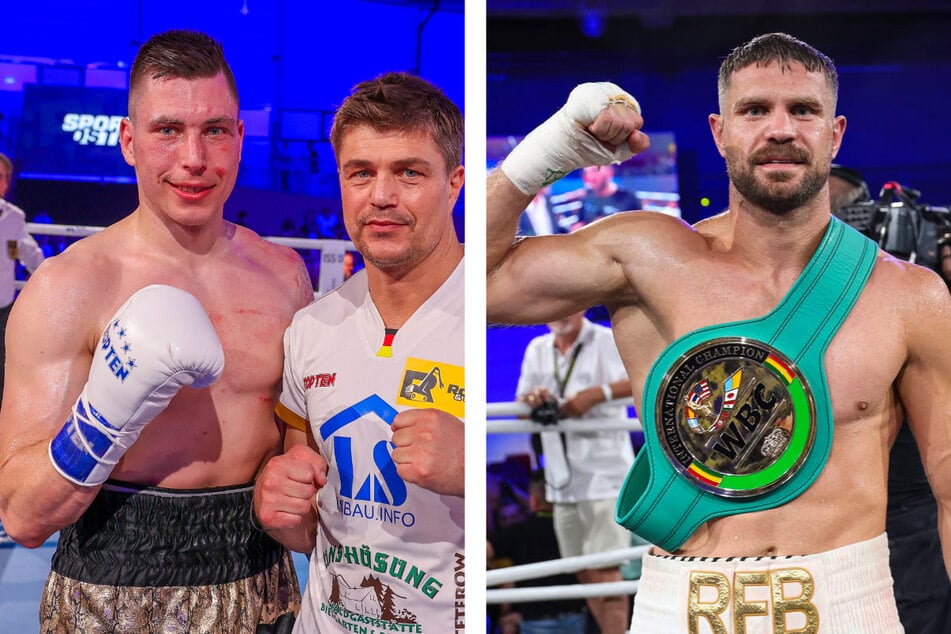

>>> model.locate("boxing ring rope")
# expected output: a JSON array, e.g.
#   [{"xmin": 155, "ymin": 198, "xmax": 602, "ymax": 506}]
[
  {"xmin": 19, "ymin": 224, "xmax": 355, "ymax": 294},
  {"xmin": 488, "ymin": 400, "xmax": 646, "ymax": 604},
  {"xmin": 26, "ymin": 223, "xmax": 102, "ymax": 238}
]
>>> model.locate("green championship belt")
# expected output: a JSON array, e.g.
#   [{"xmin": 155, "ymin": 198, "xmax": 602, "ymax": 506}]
[{"xmin": 615, "ymin": 217, "xmax": 877, "ymax": 551}]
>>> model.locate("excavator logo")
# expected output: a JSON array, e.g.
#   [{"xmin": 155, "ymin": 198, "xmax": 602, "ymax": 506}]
[{"xmin": 401, "ymin": 366, "xmax": 443, "ymax": 403}]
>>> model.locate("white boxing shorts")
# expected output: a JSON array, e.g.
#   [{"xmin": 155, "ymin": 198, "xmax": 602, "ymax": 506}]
[{"xmin": 631, "ymin": 533, "xmax": 903, "ymax": 634}]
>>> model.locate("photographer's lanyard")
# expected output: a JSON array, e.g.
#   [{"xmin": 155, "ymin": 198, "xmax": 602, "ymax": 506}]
[
  {"xmin": 541, "ymin": 341, "xmax": 585, "ymax": 489},
  {"xmin": 553, "ymin": 342, "xmax": 583, "ymax": 398}
]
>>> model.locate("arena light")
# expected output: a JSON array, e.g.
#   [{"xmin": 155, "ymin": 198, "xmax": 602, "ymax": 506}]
[{"xmin": 579, "ymin": 8, "xmax": 605, "ymax": 39}]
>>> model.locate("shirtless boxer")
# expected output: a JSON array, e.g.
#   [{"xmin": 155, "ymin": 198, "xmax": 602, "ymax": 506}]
[
  {"xmin": 0, "ymin": 30, "xmax": 314, "ymax": 632},
  {"xmin": 487, "ymin": 32, "xmax": 951, "ymax": 633}
]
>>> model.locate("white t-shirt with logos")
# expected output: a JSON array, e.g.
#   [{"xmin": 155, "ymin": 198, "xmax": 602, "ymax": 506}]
[{"xmin": 278, "ymin": 261, "xmax": 465, "ymax": 634}]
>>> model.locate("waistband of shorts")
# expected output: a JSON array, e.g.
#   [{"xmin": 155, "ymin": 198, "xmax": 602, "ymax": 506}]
[
  {"xmin": 101, "ymin": 479, "xmax": 256, "ymax": 497},
  {"xmin": 634, "ymin": 533, "xmax": 902, "ymax": 632},
  {"xmin": 643, "ymin": 532, "xmax": 895, "ymax": 604},
  {"xmin": 52, "ymin": 479, "xmax": 285, "ymax": 587}
]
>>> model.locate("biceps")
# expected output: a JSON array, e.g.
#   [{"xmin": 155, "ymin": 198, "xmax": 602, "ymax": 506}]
[
  {"xmin": 0, "ymin": 331, "xmax": 90, "ymax": 456},
  {"xmin": 487, "ymin": 235, "xmax": 624, "ymax": 324},
  {"xmin": 901, "ymin": 356, "xmax": 951, "ymax": 502}
]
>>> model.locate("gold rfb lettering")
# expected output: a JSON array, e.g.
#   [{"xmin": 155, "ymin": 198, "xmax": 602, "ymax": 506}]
[{"xmin": 688, "ymin": 567, "xmax": 818, "ymax": 634}]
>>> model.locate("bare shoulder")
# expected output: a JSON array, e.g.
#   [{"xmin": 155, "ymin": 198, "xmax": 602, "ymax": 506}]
[
  {"xmin": 869, "ymin": 250, "xmax": 949, "ymax": 306},
  {"xmin": 877, "ymin": 251, "xmax": 951, "ymax": 327},
  {"xmin": 584, "ymin": 210, "xmax": 700, "ymax": 257},
  {"xmin": 860, "ymin": 251, "xmax": 951, "ymax": 355},
  {"xmin": 11, "ymin": 227, "xmax": 128, "ymax": 362},
  {"xmin": 228, "ymin": 223, "xmax": 313, "ymax": 307},
  {"xmin": 595, "ymin": 208, "xmax": 694, "ymax": 235},
  {"xmin": 19, "ymin": 228, "xmax": 119, "ymax": 314},
  {"xmin": 230, "ymin": 223, "xmax": 300, "ymax": 263}
]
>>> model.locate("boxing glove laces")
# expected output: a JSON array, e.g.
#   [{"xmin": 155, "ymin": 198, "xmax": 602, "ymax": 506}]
[{"xmin": 49, "ymin": 284, "xmax": 225, "ymax": 486}]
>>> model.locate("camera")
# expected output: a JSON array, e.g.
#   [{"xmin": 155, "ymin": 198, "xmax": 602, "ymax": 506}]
[
  {"xmin": 530, "ymin": 399, "xmax": 561, "ymax": 425},
  {"xmin": 835, "ymin": 181, "xmax": 951, "ymax": 271}
]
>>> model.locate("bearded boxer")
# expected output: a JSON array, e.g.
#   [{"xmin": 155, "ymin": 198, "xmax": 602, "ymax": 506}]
[
  {"xmin": 487, "ymin": 32, "xmax": 951, "ymax": 632},
  {"xmin": 252, "ymin": 72, "xmax": 465, "ymax": 632},
  {"xmin": 0, "ymin": 30, "xmax": 314, "ymax": 632}
]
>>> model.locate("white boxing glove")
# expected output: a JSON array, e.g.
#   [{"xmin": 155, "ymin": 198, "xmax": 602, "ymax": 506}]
[
  {"xmin": 49, "ymin": 284, "xmax": 225, "ymax": 486},
  {"xmin": 501, "ymin": 82, "xmax": 642, "ymax": 195}
]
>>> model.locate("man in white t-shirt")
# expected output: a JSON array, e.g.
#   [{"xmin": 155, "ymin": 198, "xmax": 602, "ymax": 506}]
[
  {"xmin": 517, "ymin": 311, "xmax": 635, "ymax": 634},
  {"xmin": 252, "ymin": 72, "xmax": 465, "ymax": 632},
  {"xmin": 0, "ymin": 152, "xmax": 44, "ymax": 408}
]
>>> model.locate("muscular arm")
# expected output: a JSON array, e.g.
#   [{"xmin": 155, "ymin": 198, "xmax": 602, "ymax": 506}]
[
  {"xmin": 486, "ymin": 89, "xmax": 650, "ymax": 326},
  {"xmin": 897, "ymin": 265, "xmax": 951, "ymax": 577},
  {"xmin": 0, "ymin": 256, "xmax": 103, "ymax": 547},
  {"xmin": 487, "ymin": 172, "xmax": 631, "ymax": 325}
]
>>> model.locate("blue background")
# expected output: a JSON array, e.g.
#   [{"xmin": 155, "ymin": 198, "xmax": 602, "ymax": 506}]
[{"xmin": 0, "ymin": 0, "xmax": 464, "ymax": 237}]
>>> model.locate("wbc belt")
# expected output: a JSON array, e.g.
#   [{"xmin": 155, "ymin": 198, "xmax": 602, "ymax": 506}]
[{"xmin": 615, "ymin": 217, "xmax": 878, "ymax": 551}]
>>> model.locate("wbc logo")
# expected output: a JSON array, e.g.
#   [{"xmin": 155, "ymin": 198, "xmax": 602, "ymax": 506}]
[{"xmin": 656, "ymin": 337, "xmax": 816, "ymax": 498}]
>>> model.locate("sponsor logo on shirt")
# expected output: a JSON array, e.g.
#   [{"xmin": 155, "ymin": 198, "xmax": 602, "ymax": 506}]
[
  {"xmin": 397, "ymin": 358, "xmax": 464, "ymax": 419},
  {"xmin": 303, "ymin": 372, "xmax": 336, "ymax": 389}
]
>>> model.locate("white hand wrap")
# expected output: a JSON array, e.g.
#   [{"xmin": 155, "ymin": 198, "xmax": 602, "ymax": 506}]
[
  {"xmin": 500, "ymin": 82, "xmax": 642, "ymax": 195},
  {"xmin": 49, "ymin": 285, "xmax": 225, "ymax": 486}
]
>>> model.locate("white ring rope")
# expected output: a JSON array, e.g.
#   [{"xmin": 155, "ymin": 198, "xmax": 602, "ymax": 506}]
[
  {"xmin": 487, "ymin": 400, "xmax": 642, "ymax": 434},
  {"xmin": 25, "ymin": 222, "xmax": 354, "ymax": 250},
  {"xmin": 26, "ymin": 222, "xmax": 102, "ymax": 237},
  {"xmin": 19, "ymin": 224, "xmax": 355, "ymax": 295},
  {"xmin": 488, "ymin": 580, "xmax": 640, "ymax": 604},
  {"xmin": 488, "ymin": 397, "xmax": 650, "ymax": 604},
  {"xmin": 488, "ymin": 545, "xmax": 650, "ymax": 586}
]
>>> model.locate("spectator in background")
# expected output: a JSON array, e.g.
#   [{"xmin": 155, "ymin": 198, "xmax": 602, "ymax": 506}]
[
  {"xmin": 520, "ymin": 185, "xmax": 555, "ymax": 236},
  {"xmin": 488, "ymin": 470, "xmax": 588, "ymax": 634},
  {"xmin": 578, "ymin": 164, "xmax": 641, "ymax": 223},
  {"xmin": 0, "ymin": 152, "xmax": 45, "ymax": 408},
  {"xmin": 28, "ymin": 211, "xmax": 65, "ymax": 258},
  {"xmin": 549, "ymin": 165, "xmax": 641, "ymax": 232},
  {"xmin": 830, "ymin": 164, "xmax": 951, "ymax": 634},
  {"xmin": 314, "ymin": 205, "xmax": 342, "ymax": 238},
  {"xmin": 516, "ymin": 311, "xmax": 634, "ymax": 634},
  {"xmin": 828, "ymin": 163, "xmax": 870, "ymax": 212},
  {"xmin": 342, "ymin": 251, "xmax": 364, "ymax": 280}
]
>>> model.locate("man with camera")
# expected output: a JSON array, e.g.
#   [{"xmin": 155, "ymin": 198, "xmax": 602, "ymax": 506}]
[{"xmin": 516, "ymin": 311, "xmax": 634, "ymax": 634}]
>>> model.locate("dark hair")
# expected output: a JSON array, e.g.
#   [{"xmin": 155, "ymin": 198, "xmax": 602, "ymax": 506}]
[
  {"xmin": 830, "ymin": 164, "xmax": 868, "ymax": 192},
  {"xmin": 330, "ymin": 72, "xmax": 463, "ymax": 173},
  {"xmin": 829, "ymin": 164, "xmax": 870, "ymax": 213},
  {"xmin": 129, "ymin": 30, "xmax": 238, "ymax": 117},
  {"xmin": 718, "ymin": 32, "xmax": 838, "ymax": 110}
]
